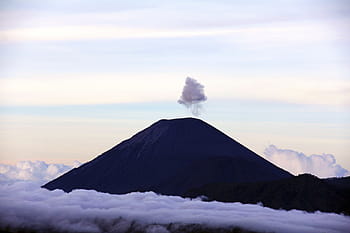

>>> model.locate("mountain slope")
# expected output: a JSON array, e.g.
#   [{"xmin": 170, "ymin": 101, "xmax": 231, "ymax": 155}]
[
  {"xmin": 185, "ymin": 174, "xmax": 350, "ymax": 214},
  {"xmin": 43, "ymin": 118, "xmax": 292, "ymax": 195}
]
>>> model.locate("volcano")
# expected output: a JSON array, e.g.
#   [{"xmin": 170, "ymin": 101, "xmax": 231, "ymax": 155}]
[{"xmin": 43, "ymin": 118, "xmax": 292, "ymax": 195}]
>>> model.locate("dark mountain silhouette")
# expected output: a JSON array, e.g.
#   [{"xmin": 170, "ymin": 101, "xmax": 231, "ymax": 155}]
[
  {"xmin": 43, "ymin": 117, "xmax": 292, "ymax": 195},
  {"xmin": 185, "ymin": 174, "xmax": 350, "ymax": 215}
]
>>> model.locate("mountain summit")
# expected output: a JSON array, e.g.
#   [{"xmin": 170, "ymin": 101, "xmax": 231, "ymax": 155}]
[{"xmin": 43, "ymin": 117, "xmax": 292, "ymax": 195}]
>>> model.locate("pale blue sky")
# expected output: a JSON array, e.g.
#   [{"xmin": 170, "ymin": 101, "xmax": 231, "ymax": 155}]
[{"xmin": 0, "ymin": 0, "xmax": 349, "ymax": 169}]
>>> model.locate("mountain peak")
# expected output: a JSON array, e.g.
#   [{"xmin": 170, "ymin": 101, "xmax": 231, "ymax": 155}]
[
  {"xmin": 158, "ymin": 117, "xmax": 200, "ymax": 121},
  {"xmin": 151, "ymin": 117, "xmax": 208, "ymax": 130},
  {"xmin": 43, "ymin": 118, "xmax": 292, "ymax": 195}
]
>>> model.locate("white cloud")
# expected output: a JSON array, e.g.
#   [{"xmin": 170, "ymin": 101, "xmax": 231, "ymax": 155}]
[
  {"xmin": 0, "ymin": 160, "xmax": 80, "ymax": 183},
  {"xmin": 263, "ymin": 145, "xmax": 350, "ymax": 178},
  {"xmin": 0, "ymin": 160, "xmax": 349, "ymax": 232},
  {"xmin": 0, "ymin": 180, "xmax": 349, "ymax": 233}
]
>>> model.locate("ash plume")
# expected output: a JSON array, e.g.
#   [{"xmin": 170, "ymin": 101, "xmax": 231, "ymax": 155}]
[{"xmin": 178, "ymin": 77, "xmax": 207, "ymax": 116}]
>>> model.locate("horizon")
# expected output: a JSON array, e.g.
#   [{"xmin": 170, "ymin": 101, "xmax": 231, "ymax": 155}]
[{"xmin": 1, "ymin": 113, "xmax": 349, "ymax": 178}]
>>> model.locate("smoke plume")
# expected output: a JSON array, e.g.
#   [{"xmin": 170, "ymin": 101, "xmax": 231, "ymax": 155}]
[{"xmin": 178, "ymin": 77, "xmax": 207, "ymax": 116}]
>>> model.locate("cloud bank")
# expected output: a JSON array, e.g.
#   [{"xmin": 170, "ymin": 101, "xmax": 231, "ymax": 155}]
[
  {"xmin": 0, "ymin": 161, "xmax": 349, "ymax": 233},
  {"xmin": 263, "ymin": 145, "xmax": 350, "ymax": 178},
  {"xmin": 1, "ymin": 180, "xmax": 349, "ymax": 233},
  {"xmin": 0, "ymin": 160, "xmax": 80, "ymax": 183},
  {"xmin": 178, "ymin": 77, "xmax": 207, "ymax": 116}
]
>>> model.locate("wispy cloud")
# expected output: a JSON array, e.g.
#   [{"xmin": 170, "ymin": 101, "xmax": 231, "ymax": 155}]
[
  {"xmin": 1, "ymin": 0, "xmax": 348, "ymax": 45},
  {"xmin": 1, "ymin": 1, "xmax": 348, "ymax": 108},
  {"xmin": 1, "ymin": 25, "xmax": 238, "ymax": 42},
  {"xmin": 1, "ymin": 74, "xmax": 348, "ymax": 106},
  {"xmin": 0, "ymin": 22, "xmax": 343, "ymax": 45}
]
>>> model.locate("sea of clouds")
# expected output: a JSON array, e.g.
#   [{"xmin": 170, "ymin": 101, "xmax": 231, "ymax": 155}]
[
  {"xmin": 0, "ymin": 160, "xmax": 350, "ymax": 233},
  {"xmin": 1, "ymin": 180, "xmax": 350, "ymax": 233}
]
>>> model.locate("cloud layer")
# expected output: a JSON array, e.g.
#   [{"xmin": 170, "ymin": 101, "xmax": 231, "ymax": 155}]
[
  {"xmin": 1, "ymin": 180, "xmax": 349, "ymax": 233},
  {"xmin": 1, "ymin": 161, "xmax": 350, "ymax": 232},
  {"xmin": 263, "ymin": 145, "xmax": 350, "ymax": 178}
]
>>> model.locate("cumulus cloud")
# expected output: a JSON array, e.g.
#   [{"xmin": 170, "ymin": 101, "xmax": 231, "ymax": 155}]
[
  {"xmin": 0, "ymin": 160, "xmax": 80, "ymax": 183},
  {"xmin": 178, "ymin": 77, "xmax": 207, "ymax": 116},
  {"xmin": 0, "ymin": 181, "xmax": 349, "ymax": 233},
  {"xmin": 263, "ymin": 145, "xmax": 350, "ymax": 178}
]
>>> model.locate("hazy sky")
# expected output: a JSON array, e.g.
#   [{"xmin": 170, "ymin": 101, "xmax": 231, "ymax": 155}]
[{"xmin": 0, "ymin": 0, "xmax": 349, "ymax": 170}]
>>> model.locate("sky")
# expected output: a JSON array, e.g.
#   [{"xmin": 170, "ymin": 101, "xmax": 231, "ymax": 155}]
[{"xmin": 0, "ymin": 0, "xmax": 350, "ymax": 173}]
